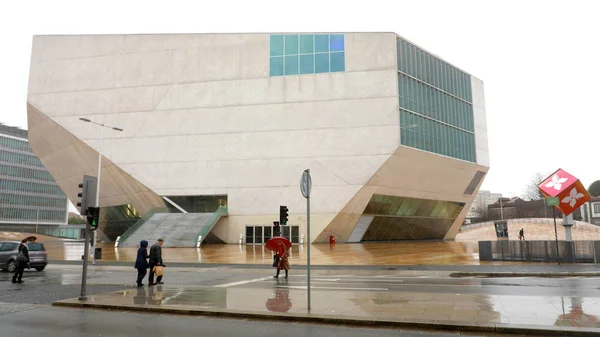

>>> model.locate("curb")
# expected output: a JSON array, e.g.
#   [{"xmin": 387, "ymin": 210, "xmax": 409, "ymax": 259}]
[
  {"xmin": 450, "ymin": 272, "xmax": 600, "ymax": 278},
  {"xmin": 52, "ymin": 300, "xmax": 600, "ymax": 336}
]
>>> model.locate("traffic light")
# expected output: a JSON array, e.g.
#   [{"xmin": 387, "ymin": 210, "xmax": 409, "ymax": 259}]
[
  {"xmin": 273, "ymin": 221, "xmax": 280, "ymax": 228},
  {"xmin": 76, "ymin": 175, "xmax": 97, "ymax": 216},
  {"xmin": 87, "ymin": 207, "xmax": 100, "ymax": 231},
  {"xmin": 279, "ymin": 205, "xmax": 289, "ymax": 225}
]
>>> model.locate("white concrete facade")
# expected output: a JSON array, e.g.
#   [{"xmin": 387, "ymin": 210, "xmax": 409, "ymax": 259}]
[{"xmin": 27, "ymin": 33, "xmax": 488, "ymax": 243}]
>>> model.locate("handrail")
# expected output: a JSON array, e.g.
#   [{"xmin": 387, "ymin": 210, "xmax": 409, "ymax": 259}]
[
  {"xmin": 194, "ymin": 206, "xmax": 228, "ymax": 246},
  {"xmin": 117, "ymin": 207, "xmax": 169, "ymax": 246}
]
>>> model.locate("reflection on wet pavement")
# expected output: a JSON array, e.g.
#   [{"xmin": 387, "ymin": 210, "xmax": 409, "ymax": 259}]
[
  {"xmin": 58, "ymin": 283, "xmax": 600, "ymax": 330},
  {"xmin": 46, "ymin": 241, "xmax": 484, "ymax": 265}
]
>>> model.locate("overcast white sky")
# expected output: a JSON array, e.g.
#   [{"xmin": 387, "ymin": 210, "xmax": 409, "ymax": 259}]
[{"xmin": 1, "ymin": 0, "xmax": 599, "ymax": 202}]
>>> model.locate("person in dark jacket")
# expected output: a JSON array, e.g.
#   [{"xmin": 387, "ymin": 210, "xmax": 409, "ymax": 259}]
[
  {"xmin": 134, "ymin": 240, "xmax": 149, "ymax": 287},
  {"xmin": 12, "ymin": 239, "xmax": 29, "ymax": 284},
  {"xmin": 148, "ymin": 238, "xmax": 165, "ymax": 286}
]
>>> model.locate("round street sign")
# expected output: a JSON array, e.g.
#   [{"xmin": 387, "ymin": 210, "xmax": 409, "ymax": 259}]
[{"xmin": 301, "ymin": 169, "xmax": 311, "ymax": 198}]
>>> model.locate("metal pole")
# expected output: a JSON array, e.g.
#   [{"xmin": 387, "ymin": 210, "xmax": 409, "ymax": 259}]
[
  {"xmin": 80, "ymin": 221, "xmax": 90, "ymax": 300},
  {"xmin": 306, "ymin": 169, "xmax": 311, "ymax": 311},
  {"xmin": 552, "ymin": 207, "xmax": 560, "ymax": 265},
  {"xmin": 500, "ymin": 198, "xmax": 504, "ymax": 220},
  {"xmin": 92, "ymin": 126, "xmax": 103, "ymax": 265}
]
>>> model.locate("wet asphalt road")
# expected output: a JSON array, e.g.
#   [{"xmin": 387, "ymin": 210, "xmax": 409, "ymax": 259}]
[{"xmin": 0, "ymin": 265, "xmax": 587, "ymax": 336}]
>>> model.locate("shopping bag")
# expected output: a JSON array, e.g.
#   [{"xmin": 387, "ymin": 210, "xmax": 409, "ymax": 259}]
[{"xmin": 153, "ymin": 265, "xmax": 164, "ymax": 276}]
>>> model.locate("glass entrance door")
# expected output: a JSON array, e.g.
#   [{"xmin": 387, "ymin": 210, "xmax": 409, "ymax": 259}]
[{"xmin": 245, "ymin": 225, "xmax": 300, "ymax": 245}]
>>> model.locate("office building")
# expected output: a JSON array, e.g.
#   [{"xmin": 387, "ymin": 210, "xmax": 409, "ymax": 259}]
[{"xmin": 0, "ymin": 124, "xmax": 71, "ymax": 235}]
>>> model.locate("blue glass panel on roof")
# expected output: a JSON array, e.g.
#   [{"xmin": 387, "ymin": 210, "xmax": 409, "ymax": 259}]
[
  {"xmin": 315, "ymin": 53, "xmax": 329, "ymax": 73},
  {"xmin": 330, "ymin": 34, "xmax": 344, "ymax": 52},
  {"xmin": 285, "ymin": 55, "xmax": 299, "ymax": 75},
  {"xmin": 270, "ymin": 56, "xmax": 284, "ymax": 76},
  {"xmin": 270, "ymin": 35, "xmax": 284, "ymax": 57},
  {"xmin": 300, "ymin": 34, "xmax": 314, "ymax": 54},
  {"xmin": 284, "ymin": 34, "xmax": 299, "ymax": 55},
  {"xmin": 315, "ymin": 34, "xmax": 329, "ymax": 53},
  {"xmin": 300, "ymin": 54, "xmax": 314, "ymax": 74},
  {"xmin": 330, "ymin": 52, "xmax": 345, "ymax": 72}
]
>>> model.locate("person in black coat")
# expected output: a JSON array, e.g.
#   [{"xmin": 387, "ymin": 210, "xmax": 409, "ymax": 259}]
[
  {"xmin": 148, "ymin": 238, "xmax": 165, "ymax": 286},
  {"xmin": 134, "ymin": 240, "xmax": 149, "ymax": 287},
  {"xmin": 12, "ymin": 239, "xmax": 29, "ymax": 284}
]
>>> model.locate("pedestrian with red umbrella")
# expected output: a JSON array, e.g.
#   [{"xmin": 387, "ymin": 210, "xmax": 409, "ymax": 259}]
[{"xmin": 266, "ymin": 237, "xmax": 291, "ymax": 279}]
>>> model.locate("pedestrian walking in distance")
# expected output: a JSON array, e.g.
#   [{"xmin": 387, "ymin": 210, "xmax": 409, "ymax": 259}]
[
  {"xmin": 519, "ymin": 228, "xmax": 525, "ymax": 241},
  {"xmin": 148, "ymin": 238, "xmax": 165, "ymax": 286},
  {"xmin": 12, "ymin": 239, "xmax": 29, "ymax": 284},
  {"xmin": 135, "ymin": 240, "xmax": 149, "ymax": 287}
]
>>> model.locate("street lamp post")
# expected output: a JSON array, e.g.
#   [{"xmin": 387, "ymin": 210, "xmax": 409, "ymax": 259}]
[{"xmin": 79, "ymin": 118, "xmax": 123, "ymax": 265}]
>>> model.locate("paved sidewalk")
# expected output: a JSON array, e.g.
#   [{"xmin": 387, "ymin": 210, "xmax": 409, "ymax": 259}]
[
  {"xmin": 49, "ymin": 259, "xmax": 600, "ymax": 275},
  {"xmin": 55, "ymin": 281, "xmax": 600, "ymax": 336}
]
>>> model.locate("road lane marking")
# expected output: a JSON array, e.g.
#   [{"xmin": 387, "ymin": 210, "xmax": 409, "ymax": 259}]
[
  {"xmin": 213, "ymin": 276, "xmax": 274, "ymax": 287},
  {"xmin": 276, "ymin": 285, "xmax": 389, "ymax": 291}
]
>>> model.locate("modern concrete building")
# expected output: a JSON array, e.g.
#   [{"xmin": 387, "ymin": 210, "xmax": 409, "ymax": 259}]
[
  {"xmin": 466, "ymin": 190, "xmax": 502, "ymax": 219},
  {"xmin": 0, "ymin": 124, "xmax": 72, "ymax": 236},
  {"xmin": 26, "ymin": 32, "xmax": 489, "ymax": 245}
]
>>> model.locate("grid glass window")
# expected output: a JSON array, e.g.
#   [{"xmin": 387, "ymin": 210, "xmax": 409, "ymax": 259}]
[
  {"xmin": 0, "ymin": 134, "xmax": 68, "ymax": 224},
  {"xmin": 400, "ymin": 110, "xmax": 476, "ymax": 162},
  {"xmin": 270, "ymin": 33, "xmax": 345, "ymax": 76},
  {"xmin": 361, "ymin": 194, "xmax": 465, "ymax": 241},
  {"xmin": 396, "ymin": 37, "xmax": 476, "ymax": 163}
]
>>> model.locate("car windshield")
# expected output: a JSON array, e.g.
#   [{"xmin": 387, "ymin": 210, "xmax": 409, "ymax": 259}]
[{"xmin": 28, "ymin": 243, "xmax": 45, "ymax": 251}]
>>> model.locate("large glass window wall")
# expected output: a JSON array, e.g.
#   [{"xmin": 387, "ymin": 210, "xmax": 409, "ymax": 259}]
[
  {"xmin": 0, "ymin": 179, "xmax": 64, "ymax": 196},
  {"xmin": 270, "ymin": 34, "xmax": 345, "ymax": 76},
  {"xmin": 396, "ymin": 37, "xmax": 476, "ymax": 163},
  {"xmin": 100, "ymin": 204, "xmax": 142, "ymax": 241},
  {"xmin": 396, "ymin": 37, "xmax": 471, "ymax": 102},
  {"xmin": 0, "ymin": 165, "xmax": 55, "ymax": 182},
  {"xmin": 0, "ymin": 192, "xmax": 66, "ymax": 208},
  {"xmin": 0, "ymin": 136, "xmax": 31, "ymax": 152},
  {"xmin": 0, "ymin": 150, "xmax": 45, "ymax": 168},
  {"xmin": 166, "ymin": 195, "xmax": 228, "ymax": 213},
  {"xmin": 360, "ymin": 194, "xmax": 464, "ymax": 241},
  {"xmin": 400, "ymin": 110, "xmax": 476, "ymax": 162},
  {"xmin": 398, "ymin": 74, "xmax": 473, "ymax": 132},
  {"xmin": 0, "ymin": 207, "xmax": 65, "ymax": 222}
]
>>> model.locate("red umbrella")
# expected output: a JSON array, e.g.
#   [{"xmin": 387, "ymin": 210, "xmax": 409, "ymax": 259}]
[
  {"xmin": 24, "ymin": 236, "xmax": 37, "ymax": 242},
  {"xmin": 265, "ymin": 236, "xmax": 291, "ymax": 252}
]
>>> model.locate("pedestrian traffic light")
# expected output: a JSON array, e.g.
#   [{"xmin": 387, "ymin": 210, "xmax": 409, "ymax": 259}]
[
  {"xmin": 279, "ymin": 205, "xmax": 289, "ymax": 225},
  {"xmin": 87, "ymin": 207, "xmax": 100, "ymax": 230},
  {"xmin": 76, "ymin": 175, "xmax": 97, "ymax": 216},
  {"xmin": 273, "ymin": 221, "xmax": 280, "ymax": 228}
]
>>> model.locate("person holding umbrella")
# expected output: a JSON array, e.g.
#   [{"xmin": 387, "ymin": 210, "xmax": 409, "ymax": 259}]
[
  {"xmin": 274, "ymin": 240, "xmax": 290, "ymax": 279},
  {"xmin": 12, "ymin": 239, "xmax": 29, "ymax": 284}
]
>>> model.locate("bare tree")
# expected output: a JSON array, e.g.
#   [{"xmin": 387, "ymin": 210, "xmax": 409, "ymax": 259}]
[
  {"xmin": 472, "ymin": 204, "xmax": 489, "ymax": 221},
  {"xmin": 523, "ymin": 172, "xmax": 548, "ymax": 201}
]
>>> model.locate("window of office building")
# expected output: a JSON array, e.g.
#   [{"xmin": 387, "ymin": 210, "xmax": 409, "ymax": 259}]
[
  {"xmin": 396, "ymin": 37, "xmax": 476, "ymax": 163},
  {"xmin": 270, "ymin": 34, "xmax": 345, "ymax": 76}
]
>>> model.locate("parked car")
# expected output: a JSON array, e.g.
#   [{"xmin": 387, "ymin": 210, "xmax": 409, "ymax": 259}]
[{"xmin": 0, "ymin": 241, "xmax": 48, "ymax": 272}]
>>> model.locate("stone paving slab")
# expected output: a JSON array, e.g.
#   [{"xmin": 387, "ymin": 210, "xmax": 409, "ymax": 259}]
[{"xmin": 53, "ymin": 285, "xmax": 600, "ymax": 336}]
